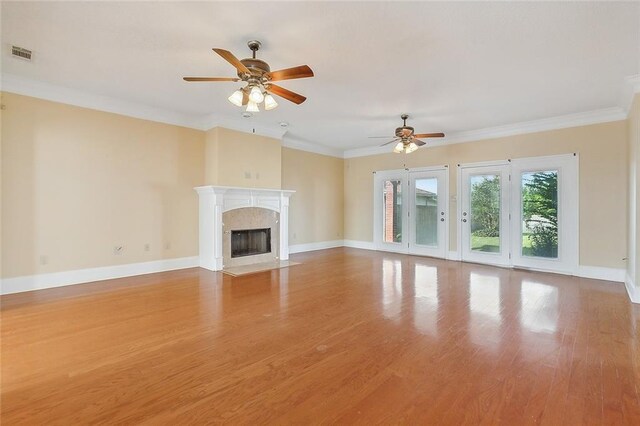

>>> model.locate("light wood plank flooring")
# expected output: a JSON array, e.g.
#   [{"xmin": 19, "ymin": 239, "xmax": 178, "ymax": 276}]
[{"xmin": 2, "ymin": 248, "xmax": 639, "ymax": 424}]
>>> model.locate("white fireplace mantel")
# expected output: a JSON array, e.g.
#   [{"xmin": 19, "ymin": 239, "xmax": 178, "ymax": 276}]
[{"xmin": 194, "ymin": 186, "xmax": 295, "ymax": 271}]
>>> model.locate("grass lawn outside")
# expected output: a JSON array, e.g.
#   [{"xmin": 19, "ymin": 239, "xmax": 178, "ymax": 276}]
[{"xmin": 470, "ymin": 234, "xmax": 535, "ymax": 254}]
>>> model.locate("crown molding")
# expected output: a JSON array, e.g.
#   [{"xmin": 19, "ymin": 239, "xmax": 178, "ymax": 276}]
[
  {"xmin": 1, "ymin": 73, "xmax": 205, "ymax": 130},
  {"xmin": 343, "ymin": 106, "xmax": 626, "ymax": 159},
  {"xmin": 0, "ymin": 73, "xmax": 291, "ymax": 144},
  {"xmin": 199, "ymin": 113, "xmax": 289, "ymax": 140},
  {"xmin": 342, "ymin": 145, "xmax": 390, "ymax": 159},
  {"xmin": 282, "ymin": 134, "xmax": 344, "ymax": 158},
  {"xmin": 622, "ymin": 74, "xmax": 640, "ymax": 114},
  {"xmin": 2, "ymin": 73, "xmax": 636, "ymax": 161}
]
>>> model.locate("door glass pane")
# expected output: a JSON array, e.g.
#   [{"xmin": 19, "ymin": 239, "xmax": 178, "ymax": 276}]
[
  {"xmin": 415, "ymin": 178, "xmax": 438, "ymax": 247},
  {"xmin": 470, "ymin": 174, "xmax": 501, "ymax": 253},
  {"xmin": 383, "ymin": 180, "xmax": 402, "ymax": 243},
  {"xmin": 521, "ymin": 170, "xmax": 558, "ymax": 258}
]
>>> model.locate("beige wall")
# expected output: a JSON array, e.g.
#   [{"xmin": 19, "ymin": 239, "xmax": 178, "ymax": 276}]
[
  {"xmin": 204, "ymin": 127, "xmax": 281, "ymax": 189},
  {"xmin": 0, "ymin": 95, "xmax": 3, "ymax": 279},
  {"xmin": 204, "ymin": 129, "xmax": 345, "ymax": 247},
  {"xmin": 628, "ymin": 94, "xmax": 639, "ymax": 286},
  {"xmin": 282, "ymin": 148, "xmax": 344, "ymax": 245},
  {"xmin": 1, "ymin": 92, "xmax": 205, "ymax": 278},
  {"xmin": 2, "ymin": 91, "xmax": 633, "ymax": 278},
  {"xmin": 1, "ymin": 93, "xmax": 343, "ymax": 279},
  {"xmin": 345, "ymin": 120, "xmax": 628, "ymax": 269}
]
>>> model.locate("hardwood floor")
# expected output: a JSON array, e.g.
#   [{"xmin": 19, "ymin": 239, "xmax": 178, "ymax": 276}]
[{"xmin": 2, "ymin": 248, "xmax": 639, "ymax": 424}]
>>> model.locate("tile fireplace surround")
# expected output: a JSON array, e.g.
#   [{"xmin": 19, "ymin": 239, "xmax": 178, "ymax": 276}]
[{"xmin": 194, "ymin": 186, "xmax": 295, "ymax": 271}]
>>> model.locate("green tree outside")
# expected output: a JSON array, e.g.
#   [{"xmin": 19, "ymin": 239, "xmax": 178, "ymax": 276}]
[
  {"xmin": 470, "ymin": 176, "xmax": 501, "ymax": 237},
  {"xmin": 522, "ymin": 171, "xmax": 558, "ymax": 257}
]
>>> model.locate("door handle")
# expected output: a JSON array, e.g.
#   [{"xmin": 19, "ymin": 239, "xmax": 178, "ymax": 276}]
[
  {"xmin": 440, "ymin": 218, "xmax": 445, "ymax": 222},
  {"xmin": 462, "ymin": 219, "xmax": 467, "ymax": 223}
]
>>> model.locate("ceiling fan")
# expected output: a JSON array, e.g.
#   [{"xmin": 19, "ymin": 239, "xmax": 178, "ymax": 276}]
[
  {"xmin": 183, "ymin": 40, "xmax": 314, "ymax": 112},
  {"xmin": 371, "ymin": 114, "xmax": 445, "ymax": 154}
]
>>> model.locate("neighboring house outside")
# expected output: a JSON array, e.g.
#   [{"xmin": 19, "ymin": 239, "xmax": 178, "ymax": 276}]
[{"xmin": 384, "ymin": 183, "xmax": 437, "ymax": 245}]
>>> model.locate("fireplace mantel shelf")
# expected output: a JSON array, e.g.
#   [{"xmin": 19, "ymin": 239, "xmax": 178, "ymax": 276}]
[
  {"xmin": 194, "ymin": 185, "xmax": 295, "ymax": 197},
  {"xmin": 194, "ymin": 185, "xmax": 294, "ymax": 271}
]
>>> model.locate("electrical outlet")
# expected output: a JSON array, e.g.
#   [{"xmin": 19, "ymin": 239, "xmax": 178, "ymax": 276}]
[
  {"xmin": 256, "ymin": 172, "xmax": 260, "ymax": 179},
  {"xmin": 114, "ymin": 246, "xmax": 124, "ymax": 255},
  {"xmin": 39, "ymin": 255, "xmax": 48, "ymax": 265},
  {"xmin": 244, "ymin": 171, "xmax": 251, "ymax": 179},
  {"xmin": 144, "ymin": 243, "xmax": 150, "ymax": 252},
  {"xmin": 165, "ymin": 242, "xmax": 171, "ymax": 250}
]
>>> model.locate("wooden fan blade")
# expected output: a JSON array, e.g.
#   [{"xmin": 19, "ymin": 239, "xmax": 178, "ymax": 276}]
[
  {"xmin": 212, "ymin": 48, "xmax": 250, "ymax": 74},
  {"xmin": 269, "ymin": 65, "xmax": 314, "ymax": 81},
  {"xmin": 380, "ymin": 139, "xmax": 400, "ymax": 147},
  {"xmin": 268, "ymin": 84, "xmax": 307, "ymax": 104},
  {"xmin": 414, "ymin": 133, "xmax": 445, "ymax": 138},
  {"xmin": 413, "ymin": 139, "xmax": 426, "ymax": 146},
  {"xmin": 183, "ymin": 77, "xmax": 240, "ymax": 82}
]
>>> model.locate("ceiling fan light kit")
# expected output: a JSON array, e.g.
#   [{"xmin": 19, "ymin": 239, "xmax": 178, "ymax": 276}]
[
  {"xmin": 374, "ymin": 114, "xmax": 445, "ymax": 154},
  {"xmin": 183, "ymin": 40, "xmax": 314, "ymax": 113},
  {"xmin": 249, "ymin": 86, "xmax": 264, "ymax": 103},
  {"xmin": 228, "ymin": 89, "xmax": 244, "ymax": 107},
  {"xmin": 246, "ymin": 101, "xmax": 260, "ymax": 113},
  {"xmin": 264, "ymin": 94, "xmax": 278, "ymax": 110}
]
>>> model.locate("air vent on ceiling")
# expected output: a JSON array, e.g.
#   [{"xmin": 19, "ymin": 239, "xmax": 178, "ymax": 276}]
[{"xmin": 11, "ymin": 45, "xmax": 32, "ymax": 61}]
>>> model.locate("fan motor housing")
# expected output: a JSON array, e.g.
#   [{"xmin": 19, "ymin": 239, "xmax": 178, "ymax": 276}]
[
  {"xmin": 239, "ymin": 58, "xmax": 271, "ymax": 77},
  {"xmin": 396, "ymin": 126, "xmax": 414, "ymax": 137}
]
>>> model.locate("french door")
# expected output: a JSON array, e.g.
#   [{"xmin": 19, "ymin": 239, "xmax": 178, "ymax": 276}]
[
  {"xmin": 374, "ymin": 167, "xmax": 448, "ymax": 258},
  {"xmin": 408, "ymin": 169, "xmax": 448, "ymax": 258},
  {"xmin": 375, "ymin": 170, "xmax": 408, "ymax": 253},
  {"xmin": 510, "ymin": 155, "xmax": 578, "ymax": 274},
  {"xmin": 460, "ymin": 163, "xmax": 511, "ymax": 266},
  {"xmin": 458, "ymin": 154, "xmax": 578, "ymax": 274}
]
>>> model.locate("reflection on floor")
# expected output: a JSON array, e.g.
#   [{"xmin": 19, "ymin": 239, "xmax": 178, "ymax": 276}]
[
  {"xmin": 1, "ymin": 247, "xmax": 638, "ymax": 423},
  {"xmin": 223, "ymin": 260, "xmax": 301, "ymax": 277}
]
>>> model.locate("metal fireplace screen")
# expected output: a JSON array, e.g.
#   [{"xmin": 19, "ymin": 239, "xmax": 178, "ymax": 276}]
[{"xmin": 231, "ymin": 228, "xmax": 271, "ymax": 258}]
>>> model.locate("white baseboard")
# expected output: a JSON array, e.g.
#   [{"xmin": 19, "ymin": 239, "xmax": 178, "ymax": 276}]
[
  {"xmin": 289, "ymin": 240, "xmax": 344, "ymax": 254},
  {"xmin": 625, "ymin": 273, "xmax": 639, "ymax": 304},
  {"xmin": 3, "ymin": 248, "xmax": 635, "ymax": 304},
  {"xmin": 577, "ymin": 265, "xmax": 626, "ymax": 282},
  {"xmin": 343, "ymin": 239, "xmax": 376, "ymax": 251},
  {"xmin": 0, "ymin": 256, "xmax": 199, "ymax": 295}
]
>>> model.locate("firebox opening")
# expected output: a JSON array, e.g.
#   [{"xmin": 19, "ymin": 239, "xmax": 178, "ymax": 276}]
[{"xmin": 231, "ymin": 228, "xmax": 271, "ymax": 258}]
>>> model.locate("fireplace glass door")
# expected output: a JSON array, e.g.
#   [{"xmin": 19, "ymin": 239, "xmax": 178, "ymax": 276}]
[{"xmin": 231, "ymin": 228, "xmax": 272, "ymax": 258}]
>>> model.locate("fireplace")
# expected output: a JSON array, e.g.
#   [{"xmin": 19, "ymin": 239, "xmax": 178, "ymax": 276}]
[
  {"xmin": 194, "ymin": 186, "xmax": 294, "ymax": 271},
  {"xmin": 231, "ymin": 228, "xmax": 271, "ymax": 258}
]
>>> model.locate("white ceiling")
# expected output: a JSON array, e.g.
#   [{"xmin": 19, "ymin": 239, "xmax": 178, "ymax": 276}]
[{"xmin": 2, "ymin": 1, "xmax": 639, "ymax": 154}]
